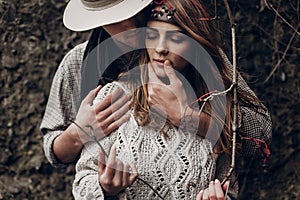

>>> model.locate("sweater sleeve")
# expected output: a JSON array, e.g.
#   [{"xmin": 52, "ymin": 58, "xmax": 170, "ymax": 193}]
[{"xmin": 72, "ymin": 143, "xmax": 105, "ymax": 200}]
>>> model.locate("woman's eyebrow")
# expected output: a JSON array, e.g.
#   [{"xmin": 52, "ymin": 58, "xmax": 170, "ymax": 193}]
[
  {"xmin": 146, "ymin": 27, "xmax": 158, "ymax": 32},
  {"xmin": 147, "ymin": 27, "xmax": 184, "ymax": 34},
  {"xmin": 166, "ymin": 30, "xmax": 185, "ymax": 34}
]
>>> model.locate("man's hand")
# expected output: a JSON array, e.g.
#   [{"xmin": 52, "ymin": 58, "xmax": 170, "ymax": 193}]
[{"xmin": 73, "ymin": 85, "xmax": 131, "ymax": 143}]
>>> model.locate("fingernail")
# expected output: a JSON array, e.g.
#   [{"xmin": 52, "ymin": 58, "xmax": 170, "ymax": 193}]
[
  {"xmin": 215, "ymin": 179, "xmax": 220, "ymax": 183},
  {"xmin": 164, "ymin": 60, "xmax": 171, "ymax": 66}
]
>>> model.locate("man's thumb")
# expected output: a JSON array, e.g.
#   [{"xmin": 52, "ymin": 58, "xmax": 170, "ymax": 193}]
[{"xmin": 83, "ymin": 85, "xmax": 102, "ymax": 105}]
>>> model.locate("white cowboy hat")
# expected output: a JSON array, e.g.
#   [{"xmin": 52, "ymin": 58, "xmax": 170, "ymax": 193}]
[{"xmin": 63, "ymin": 0, "xmax": 153, "ymax": 31}]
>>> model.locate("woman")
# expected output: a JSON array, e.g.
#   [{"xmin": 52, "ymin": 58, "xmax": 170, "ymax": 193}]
[{"xmin": 73, "ymin": 0, "xmax": 271, "ymax": 199}]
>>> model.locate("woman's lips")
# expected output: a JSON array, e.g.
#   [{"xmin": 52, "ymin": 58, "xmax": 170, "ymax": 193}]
[{"xmin": 153, "ymin": 59, "xmax": 165, "ymax": 67}]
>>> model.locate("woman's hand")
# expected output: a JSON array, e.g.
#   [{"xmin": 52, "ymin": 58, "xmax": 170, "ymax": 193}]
[
  {"xmin": 147, "ymin": 61, "xmax": 210, "ymax": 135},
  {"xmin": 147, "ymin": 60, "xmax": 189, "ymax": 127},
  {"xmin": 196, "ymin": 179, "xmax": 230, "ymax": 200},
  {"xmin": 98, "ymin": 145, "xmax": 139, "ymax": 196},
  {"xmin": 74, "ymin": 85, "xmax": 131, "ymax": 143}
]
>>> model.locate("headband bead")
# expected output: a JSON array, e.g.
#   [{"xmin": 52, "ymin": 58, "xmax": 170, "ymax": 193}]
[{"xmin": 150, "ymin": 2, "xmax": 176, "ymax": 23}]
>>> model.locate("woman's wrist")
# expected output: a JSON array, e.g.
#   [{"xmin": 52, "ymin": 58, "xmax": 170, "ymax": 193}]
[
  {"xmin": 179, "ymin": 106, "xmax": 210, "ymax": 136},
  {"xmin": 179, "ymin": 106, "xmax": 199, "ymax": 132}
]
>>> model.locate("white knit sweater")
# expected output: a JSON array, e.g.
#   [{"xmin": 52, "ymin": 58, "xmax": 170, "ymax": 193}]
[{"xmin": 73, "ymin": 81, "xmax": 216, "ymax": 200}]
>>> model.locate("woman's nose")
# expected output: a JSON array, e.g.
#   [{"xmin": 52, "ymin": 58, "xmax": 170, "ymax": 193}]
[{"xmin": 155, "ymin": 40, "xmax": 169, "ymax": 55}]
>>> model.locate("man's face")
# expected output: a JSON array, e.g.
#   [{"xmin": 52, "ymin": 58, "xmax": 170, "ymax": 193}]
[{"xmin": 103, "ymin": 14, "xmax": 145, "ymax": 50}]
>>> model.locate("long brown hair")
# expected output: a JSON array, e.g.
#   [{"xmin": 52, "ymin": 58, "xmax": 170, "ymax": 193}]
[{"xmin": 128, "ymin": 0, "xmax": 265, "ymax": 155}]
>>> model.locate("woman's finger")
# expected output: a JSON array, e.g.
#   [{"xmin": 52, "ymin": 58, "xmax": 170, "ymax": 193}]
[
  {"xmin": 105, "ymin": 145, "xmax": 117, "ymax": 180},
  {"xmin": 122, "ymin": 163, "xmax": 130, "ymax": 188},
  {"xmin": 214, "ymin": 179, "xmax": 225, "ymax": 200},
  {"xmin": 128, "ymin": 163, "xmax": 139, "ymax": 185},
  {"xmin": 196, "ymin": 190, "xmax": 204, "ymax": 200},
  {"xmin": 163, "ymin": 60, "xmax": 178, "ymax": 85},
  {"xmin": 98, "ymin": 148, "xmax": 106, "ymax": 175},
  {"xmin": 222, "ymin": 181, "xmax": 230, "ymax": 199},
  {"xmin": 112, "ymin": 159, "xmax": 124, "ymax": 187},
  {"xmin": 202, "ymin": 188, "xmax": 209, "ymax": 200},
  {"xmin": 208, "ymin": 181, "xmax": 217, "ymax": 200}
]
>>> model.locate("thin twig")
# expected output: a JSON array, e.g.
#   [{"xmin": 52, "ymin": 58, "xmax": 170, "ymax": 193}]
[
  {"xmin": 252, "ymin": 22, "xmax": 299, "ymax": 51},
  {"xmin": 195, "ymin": 84, "xmax": 234, "ymax": 117},
  {"xmin": 264, "ymin": 23, "xmax": 299, "ymax": 83},
  {"xmin": 203, "ymin": 84, "xmax": 234, "ymax": 101},
  {"xmin": 222, "ymin": 0, "xmax": 238, "ymax": 187},
  {"xmin": 264, "ymin": 0, "xmax": 300, "ymax": 35}
]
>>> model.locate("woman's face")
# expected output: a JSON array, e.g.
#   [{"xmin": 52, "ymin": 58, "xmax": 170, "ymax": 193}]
[{"xmin": 146, "ymin": 20, "xmax": 191, "ymax": 78}]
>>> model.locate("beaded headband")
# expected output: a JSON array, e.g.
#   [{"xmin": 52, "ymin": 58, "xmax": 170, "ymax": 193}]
[
  {"xmin": 150, "ymin": 0, "xmax": 214, "ymax": 23},
  {"xmin": 150, "ymin": 1, "xmax": 177, "ymax": 24}
]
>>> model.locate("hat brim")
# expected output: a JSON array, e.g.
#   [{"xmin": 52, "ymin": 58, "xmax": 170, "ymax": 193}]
[{"xmin": 63, "ymin": 0, "xmax": 153, "ymax": 31}]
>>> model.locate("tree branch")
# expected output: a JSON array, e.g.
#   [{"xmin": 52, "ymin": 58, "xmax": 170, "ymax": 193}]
[
  {"xmin": 264, "ymin": 0, "xmax": 300, "ymax": 35},
  {"xmin": 264, "ymin": 23, "xmax": 299, "ymax": 83},
  {"xmin": 222, "ymin": 0, "xmax": 237, "ymax": 186}
]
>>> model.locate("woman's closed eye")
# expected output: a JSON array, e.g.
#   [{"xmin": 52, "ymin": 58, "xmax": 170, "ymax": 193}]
[
  {"xmin": 169, "ymin": 34, "xmax": 185, "ymax": 43},
  {"xmin": 146, "ymin": 30, "xmax": 159, "ymax": 40},
  {"xmin": 146, "ymin": 30, "xmax": 186, "ymax": 44}
]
